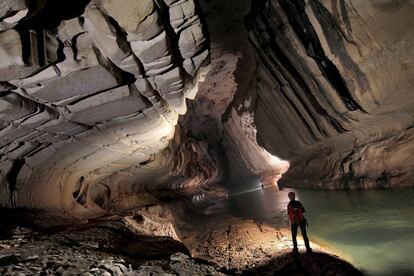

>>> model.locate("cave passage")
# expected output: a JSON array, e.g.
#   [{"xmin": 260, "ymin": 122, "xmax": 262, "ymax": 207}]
[
  {"xmin": 1, "ymin": 0, "xmax": 414, "ymax": 274},
  {"xmin": 207, "ymin": 183, "xmax": 414, "ymax": 276}
]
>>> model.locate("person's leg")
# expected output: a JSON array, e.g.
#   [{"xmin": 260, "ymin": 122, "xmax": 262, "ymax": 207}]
[
  {"xmin": 291, "ymin": 224, "xmax": 298, "ymax": 252},
  {"xmin": 300, "ymin": 223, "xmax": 312, "ymax": 252}
]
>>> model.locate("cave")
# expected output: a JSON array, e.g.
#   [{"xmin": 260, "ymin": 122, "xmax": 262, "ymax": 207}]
[{"xmin": 0, "ymin": 0, "xmax": 413, "ymax": 275}]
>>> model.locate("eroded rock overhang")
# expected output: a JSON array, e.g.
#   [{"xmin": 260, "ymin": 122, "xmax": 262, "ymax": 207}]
[{"xmin": 0, "ymin": 0, "xmax": 214, "ymax": 222}]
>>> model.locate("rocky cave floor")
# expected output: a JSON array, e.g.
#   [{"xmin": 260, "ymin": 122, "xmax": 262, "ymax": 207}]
[{"xmin": 0, "ymin": 205, "xmax": 363, "ymax": 276}]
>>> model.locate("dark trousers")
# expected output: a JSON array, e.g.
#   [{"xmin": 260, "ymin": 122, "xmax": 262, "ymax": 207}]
[{"xmin": 291, "ymin": 222, "xmax": 311, "ymax": 249}]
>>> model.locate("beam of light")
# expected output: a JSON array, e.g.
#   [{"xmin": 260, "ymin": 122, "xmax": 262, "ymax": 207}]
[{"xmin": 229, "ymin": 186, "xmax": 264, "ymax": 197}]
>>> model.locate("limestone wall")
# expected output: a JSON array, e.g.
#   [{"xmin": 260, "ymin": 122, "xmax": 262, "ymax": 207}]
[
  {"xmin": 0, "ymin": 0, "xmax": 211, "ymax": 220},
  {"xmin": 244, "ymin": 0, "xmax": 414, "ymax": 188}
]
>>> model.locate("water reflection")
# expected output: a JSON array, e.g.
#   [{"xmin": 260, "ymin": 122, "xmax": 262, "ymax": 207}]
[{"xmin": 217, "ymin": 184, "xmax": 414, "ymax": 276}]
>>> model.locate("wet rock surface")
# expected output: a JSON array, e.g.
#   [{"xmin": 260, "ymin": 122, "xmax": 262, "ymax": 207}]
[
  {"xmin": 177, "ymin": 213, "xmax": 316, "ymax": 271},
  {"xmin": 0, "ymin": 220, "xmax": 223, "ymax": 275},
  {"xmin": 0, "ymin": 208, "xmax": 362, "ymax": 276}
]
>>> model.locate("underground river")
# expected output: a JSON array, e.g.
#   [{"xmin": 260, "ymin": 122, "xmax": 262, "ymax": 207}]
[{"xmin": 208, "ymin": 183, "xmax": 414, "ymax": 276}]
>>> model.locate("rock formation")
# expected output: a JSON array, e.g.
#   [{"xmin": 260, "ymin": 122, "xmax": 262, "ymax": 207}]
[
  {"xmin": 0, "ymin": 0, "xmax": 413, "ymax": 226},
  {"xmin": 1, "ymin": 1, "xmax": 413, "ymax": 274},
  {"xmin": 0, "ymin": 207, "xmax": 362, "ymax": 275},
  {"xmin": 241, "ymin": 0, "xmax": 414, "ymax": 189},
  {"xmin": 0, "ymin": 0, "xmax": 213, "ymax": 223}
]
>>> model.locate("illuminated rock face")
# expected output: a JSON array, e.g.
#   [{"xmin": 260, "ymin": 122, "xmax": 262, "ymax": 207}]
[
  {"xmin": 242, "ymin": 0, "xmax": 414, "ymax": 188},
  {"xmin": 0, "ymin": 0, "xmax": 211, "ymax": 222},
  {"xmin": 185, "ymin": 0, "xmax": 291, "ymax": 186},
  {"xmin": 1, "ymin": 0, "xmax": 414, "ymax": 224},
  {"xmin": 186, "ymin": 0, "xmax": 414, "ymax": 189}
]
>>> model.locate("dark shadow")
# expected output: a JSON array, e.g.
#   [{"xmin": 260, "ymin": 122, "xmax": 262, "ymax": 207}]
[
  {"xmin": 240, "ymin": 252, "xmax": 364, "ymax": 276},
  {"xmin": 87, "ymin": 225, "xmax": 190, "ymax": 262},
  {"xmin": 0, "ymin": 222, "xmax": 193, "ymax": 272},
  {"xmin": 0, "ymin": 207, "xmax": 76, "ymax": 231},
  {"xmin": 0, "ymin": 224, "xmax": 14, "ymax": 240},
  {"xmin": 18, "ymin": 0, "xmax": 91, "ymax": 30}
]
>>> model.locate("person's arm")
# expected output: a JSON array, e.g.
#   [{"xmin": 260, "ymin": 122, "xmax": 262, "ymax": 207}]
[{"xmin": 287, "ymin": 202, "xmax": 290, "ymax": 214}]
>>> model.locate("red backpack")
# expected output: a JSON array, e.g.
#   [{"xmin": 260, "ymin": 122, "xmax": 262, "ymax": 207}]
[{"xmin": 288, "ymin": 201, "xmax": 305, "ymax": 224}]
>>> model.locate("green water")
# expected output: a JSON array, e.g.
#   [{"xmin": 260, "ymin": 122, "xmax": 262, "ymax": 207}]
[{"xmin": 225, "ymin": 185, "xmax": 414, "ymax": 276}]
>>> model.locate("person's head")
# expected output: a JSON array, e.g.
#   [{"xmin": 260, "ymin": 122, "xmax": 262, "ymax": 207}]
[{"xmin": 288, "ymin": 191, "xmax": 295, "ymax": 201}]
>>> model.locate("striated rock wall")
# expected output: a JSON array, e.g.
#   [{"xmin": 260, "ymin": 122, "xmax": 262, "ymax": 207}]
[
  {"xmin": 242, "ymin": 0, "xmax": 414, "ymax": 188},
  {"xmin": 0, "ymin": 0, "xmax": 213, "ymax": 222},
  {"xmin": 1, "ymin": 0, "xmax": 414, "ymax": 226},
  {"xmin": 188, "ymin": 0, "xmax": 291, "ymax": 188}
]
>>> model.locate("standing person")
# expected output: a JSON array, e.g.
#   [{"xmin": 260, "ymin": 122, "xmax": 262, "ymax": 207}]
[{"xmin": 287, "ymin": 191, "xmax": 312, "ymax": 253}]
